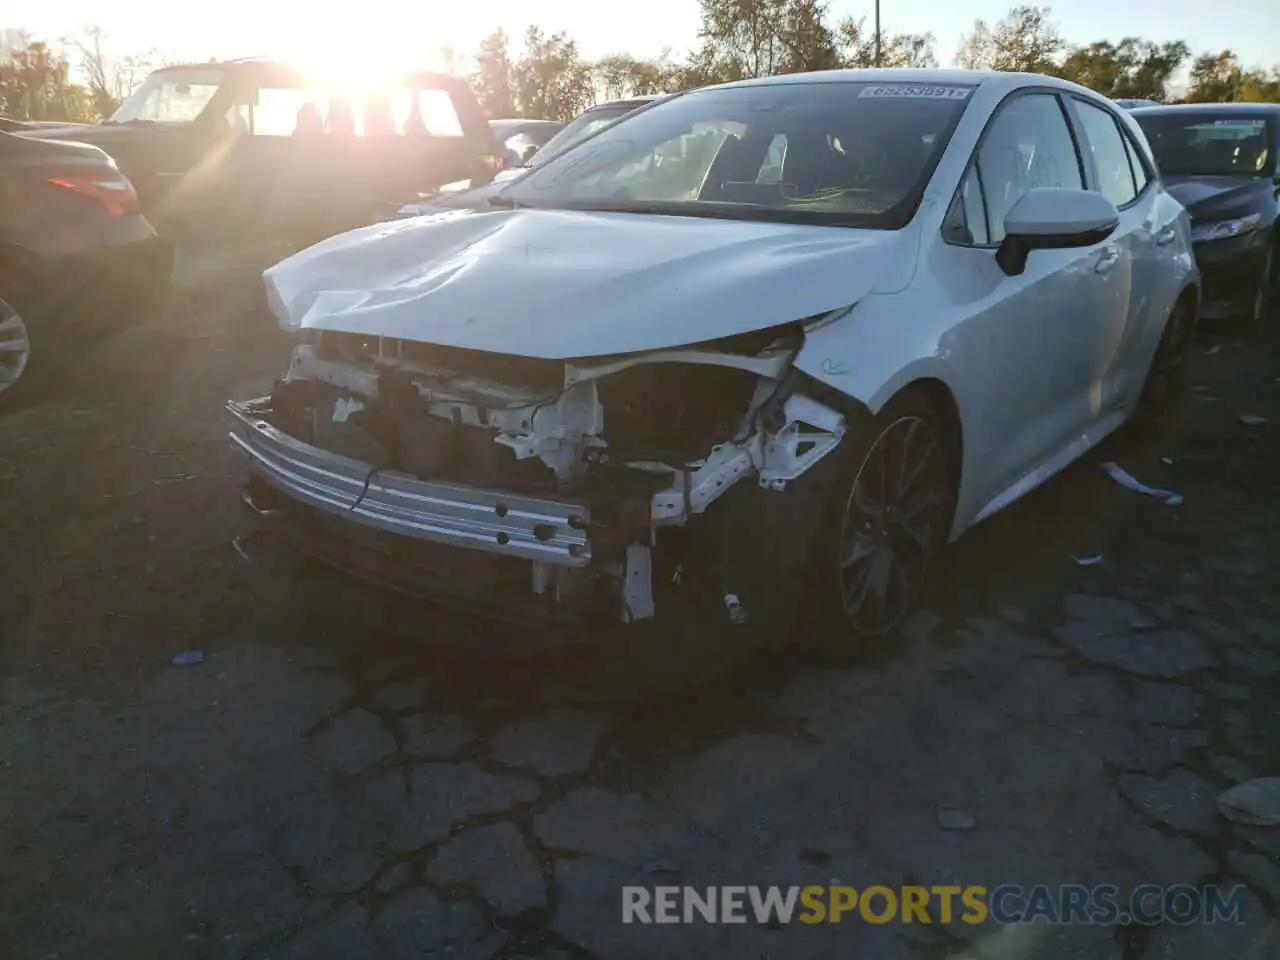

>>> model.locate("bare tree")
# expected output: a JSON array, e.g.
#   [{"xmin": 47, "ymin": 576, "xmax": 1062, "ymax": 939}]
[
  {"xmin": 955, "ymin": 6, "xmax": 1061, "ymax": 74},
  {"xmin": 70, "ymin": 25, "xmax": 157, "ymax": 119}
]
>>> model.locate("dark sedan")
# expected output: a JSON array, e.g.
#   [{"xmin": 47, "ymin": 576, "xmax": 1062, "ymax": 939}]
[
  {"xmin": 1132, "ymin": 103, "xmax": 1279, "ymax": 323},
  {"xmin": 0, "ymin": 131, "xmax": 172, "ymax": 401}
]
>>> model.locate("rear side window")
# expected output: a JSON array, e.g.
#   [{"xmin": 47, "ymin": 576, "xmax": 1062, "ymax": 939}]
[
  {"xmin": 247, "ymin": 85, "xmax": 465, "ymax": 137},
  {"xmin": 393, "ymin": 88, "xmax": 463, "ymax": 137},
  {"xmin": 1074, "ymin": 100, "xmax": 1138, "ymax": 207}
]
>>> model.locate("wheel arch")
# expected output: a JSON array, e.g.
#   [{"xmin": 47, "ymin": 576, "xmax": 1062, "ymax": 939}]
[
  {"xmin": 793, "ymin": 365, "xmax": 966, "ymax": 539},
  {"xmin": 1174, "ymin": 281, "xmax": 1199, "ymax": 319}
]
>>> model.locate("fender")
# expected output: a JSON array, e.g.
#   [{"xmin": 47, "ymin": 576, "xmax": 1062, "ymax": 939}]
[{"xmin": 794, "ymin": 296, "xmax": 967, "ymax": 416}]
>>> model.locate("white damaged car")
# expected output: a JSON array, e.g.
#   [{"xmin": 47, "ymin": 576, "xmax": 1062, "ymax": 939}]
[{"xmin": 229, "ymin": 68, "xmax": 1198, "ymax": 643}]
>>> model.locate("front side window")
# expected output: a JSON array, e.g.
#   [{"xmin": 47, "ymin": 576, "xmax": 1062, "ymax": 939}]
[
  {"xmin": 1074, "ymin": 100, "xmax": 1138, "ymax": 207},
  {"xmin": 1134, "ymin": 113, "xmax": 1276, "ymax": 177},
  {"xmin": 973, "ymin": 93, "xmax": 1084, "ymax": 244},
  {"xmin": 505, "ymin": 82, "xmax": 974, "ymax": 228},
  {"xmin": 251, "ymin": 87, "xmax": 326, "ymax": 136},
  {"xmin": 109, "ymin": 69, "xmax": 223, "ymax": 124}
]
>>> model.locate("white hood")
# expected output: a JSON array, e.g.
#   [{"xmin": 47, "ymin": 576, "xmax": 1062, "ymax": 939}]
[{"xmin": 264, "ymin": 207, "xmax": 914, "ymax": 359}]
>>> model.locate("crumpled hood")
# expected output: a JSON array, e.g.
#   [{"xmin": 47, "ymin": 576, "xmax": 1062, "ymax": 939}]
[{"xmin": 265, "ymin": 207, "xmax": 913, "ymax": 360}]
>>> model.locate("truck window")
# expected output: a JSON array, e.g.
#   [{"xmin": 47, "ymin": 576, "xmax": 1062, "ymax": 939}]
[
  {"xmin": 391, "ymin": 88, "xmax": 464, "ymax": 137},
  {"xmin": 251, "ymin": 87, "xmax": 329, "ymax": 136}
]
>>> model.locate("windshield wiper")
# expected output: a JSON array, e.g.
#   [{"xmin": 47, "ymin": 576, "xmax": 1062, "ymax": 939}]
[
  {"xmin": 550, "ymin": 199, "xmax": 886, "ymax": 228},
  {"xmin": 487, "ymin": 195, "xmax": 529, "ymax": 209},
  {"xmin": 555, "ymin": 200, "xmax": 775, "ymax": 222}
]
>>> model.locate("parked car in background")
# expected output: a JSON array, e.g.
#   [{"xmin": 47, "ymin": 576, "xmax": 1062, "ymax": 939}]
[
  {"xmin": 231, "ymin": 69, "xmax": 1197, "ymax": 646},
  {"xmin": 1131, "ymin": 102, "xmax": 1279, "ymax": 322},
  {"xmin": 0, "ymin": 118, "xmax": 85, "ymax": 132},
  {"xmin": 1114, "ymin": 98, "xmax": 1160, "ymax": 110},
  {"xmin": 490, "ymin": 118, "xmax": 564, "ymax": 167},
  {"xmin": 383, "ymin": 95, "xmax": 673, "ymax": 218},
  {"xmin": 0, "ymin": 130, "xmax": 171, "ymax": 401},
  {"xmin": 16, "ymin": 59, "xmax": 503, "ymax": 248}
]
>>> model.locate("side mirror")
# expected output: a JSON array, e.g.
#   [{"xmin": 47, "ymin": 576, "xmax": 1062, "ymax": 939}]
[
  {"xmin": 995, "ymin": 187, "xmax": 1119, "ymax": 277},
  {"xmin": 521, "ymin": 143, "xmax": 540, "ymax": 164}
]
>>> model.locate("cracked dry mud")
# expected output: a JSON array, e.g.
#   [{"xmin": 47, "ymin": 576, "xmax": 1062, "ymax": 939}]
[{"xmin": 0, "ymin": 280, "xmax": 1277, "ymax": 959}]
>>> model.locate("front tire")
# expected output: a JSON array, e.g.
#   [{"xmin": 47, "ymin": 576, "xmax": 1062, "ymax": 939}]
[
  {"xmin": 1131, "ymin": 294, "xmax": 1196, "ymax": 437},
  {"xmin": 1247, "ymin": 244, "xmax": 1274, "ymax": 325},
  {"xmin": 806, "ymin": 389, "xmax": 955, "ymax": 644},
  {"xmin": 0, "ymin": 296, "xmax": 31, "ymax": 405}
]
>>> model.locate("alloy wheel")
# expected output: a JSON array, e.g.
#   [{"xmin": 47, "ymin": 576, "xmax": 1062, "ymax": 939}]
[
  {"xmin": 0, "ymin": 299, "xmax": 30, "ymax": 396},
  {"xmin": 837, "ymin": 415, "xmax": 947, "ymax": 637}
]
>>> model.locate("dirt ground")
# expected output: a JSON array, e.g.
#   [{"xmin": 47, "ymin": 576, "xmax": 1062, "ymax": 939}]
[{"xmin": 0, "ymin": 260, "xmax": 1277, "ymax": 959}]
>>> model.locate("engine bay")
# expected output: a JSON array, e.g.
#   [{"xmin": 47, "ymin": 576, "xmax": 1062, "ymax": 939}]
[{"xmin": 250, "ymin": 326, "xmax": 848, "ymax": 625}]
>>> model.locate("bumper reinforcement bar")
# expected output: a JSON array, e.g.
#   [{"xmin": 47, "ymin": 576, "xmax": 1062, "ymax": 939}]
[{"xmin": 227, "ymin": 398, "xmax": 592, "ymax": 566}]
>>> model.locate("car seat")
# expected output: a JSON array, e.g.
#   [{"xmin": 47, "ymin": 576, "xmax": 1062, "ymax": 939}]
[
  {"xmin": 293, "ymin": 102, "xmax": 324, "ymax": 136},
  {"xmin": 327, "ymin": 99, "xmax": 356, "ymax": 136}
]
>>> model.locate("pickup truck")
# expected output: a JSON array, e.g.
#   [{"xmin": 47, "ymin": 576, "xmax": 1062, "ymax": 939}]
[{"xmin": 17, "ymin": 58, "xmax": 505, "ymax": 247}]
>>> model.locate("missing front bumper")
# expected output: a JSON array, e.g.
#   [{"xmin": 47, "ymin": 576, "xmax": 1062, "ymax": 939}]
[{"xmin": 227, "ymin": 397, "xmax": 592, "ymax": 567}]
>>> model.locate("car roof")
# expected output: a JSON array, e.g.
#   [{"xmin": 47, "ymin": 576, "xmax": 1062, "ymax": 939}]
[
  {"xmin": 703, "ymin": 67, "xmax": 1094, "ymax": 95},
  {"xmin": 490, "ymin": 119, "xmax": 564, "ymax": 132},
  {"xmin": 149, "ymin": 59, "xmax": 463, "ymax": 86},
  {"xmin": 1130, "ymin": 102, "xmax": 1280, "ymax": 116}
]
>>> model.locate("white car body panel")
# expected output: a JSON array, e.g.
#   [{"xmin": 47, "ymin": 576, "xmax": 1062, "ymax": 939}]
[
  {"xmin": 263, "ymin": 68, "xmax": 1199, "ymax": 543},
  {"xmin": 264, "ymin": 208, "xmax": 920, "ymax": 358}
]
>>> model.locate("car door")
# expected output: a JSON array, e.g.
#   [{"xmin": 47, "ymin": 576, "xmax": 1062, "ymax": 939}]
[
  {"xmin": 175, "ymin": 64, "xmax": 327, "ymax": 243},
  {"xmin": 934, "ymin": 90, "xmax": 1125, "ymax": 510},
  {"xmin": 1066, "ymin": 96, "xmax": 1155, "ymax": 412}
]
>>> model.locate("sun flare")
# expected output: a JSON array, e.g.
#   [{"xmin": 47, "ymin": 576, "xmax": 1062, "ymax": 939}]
[{"xmin": 287, "ymin": 18, "xmax": 456, "ymax": 95}]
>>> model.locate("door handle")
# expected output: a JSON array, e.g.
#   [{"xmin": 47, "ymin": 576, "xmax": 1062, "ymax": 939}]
[
  {"xmin": 1095, "ymin": 246, "xmax": 1120, "ymax": 274},
  {"xmin": 1155, "ymin": 224, "xmax": 1178, "ymax": 246}
]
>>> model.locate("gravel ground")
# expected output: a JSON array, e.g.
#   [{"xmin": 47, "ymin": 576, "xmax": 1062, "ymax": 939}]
[{"xmin": 0, "ymin": 265, "xmax": 1277, "ymax": 959}]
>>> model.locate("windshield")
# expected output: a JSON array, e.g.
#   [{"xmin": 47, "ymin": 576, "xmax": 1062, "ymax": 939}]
[
  {"xmin": 1134, "ymin": 113, "xmax": 1276, "ymax": 178},
  {"xmin": 504, "ymin": 82, "xmax": 973, "ymax": 228},
  {"xmin": 531, "ymin": 104, "xmax": 649, "ymax": 165},
  {"xmin": 109, "ymin": 68, "xmax": 224, "ymax": 124}
]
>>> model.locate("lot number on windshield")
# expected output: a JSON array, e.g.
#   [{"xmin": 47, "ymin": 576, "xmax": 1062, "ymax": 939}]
[{"xmin": 859, "ymin": 84, "xmax": 972, "ymax": 100}]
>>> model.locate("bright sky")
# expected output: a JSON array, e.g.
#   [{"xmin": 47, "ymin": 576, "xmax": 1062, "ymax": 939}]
[{"xmin": 8, "ymin": 0, "xmax": 1279, "ymax": 76}]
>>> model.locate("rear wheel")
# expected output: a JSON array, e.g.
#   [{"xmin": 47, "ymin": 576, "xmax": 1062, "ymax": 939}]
[
  {"xmin": 0, "ymin": 296, "xmax": 31, "ymax": 404},
  {"xmin": 807, "ymin": 389, "xmax": 955, "ymax": 644}
]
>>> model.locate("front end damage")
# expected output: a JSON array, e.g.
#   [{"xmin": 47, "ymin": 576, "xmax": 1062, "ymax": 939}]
[{"xmin": 228, "ymin": 324, "xmax": 852, "ymax": 629}]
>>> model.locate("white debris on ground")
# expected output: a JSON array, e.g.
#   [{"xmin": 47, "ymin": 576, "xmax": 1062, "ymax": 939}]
[
  {"xmin": 1218, "ymin": 778, "xmax": 1280, "ymax": 827},
  {"xmin": 1101, "ymin": 461, "xmax": 1184, "ymax": 506}
]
